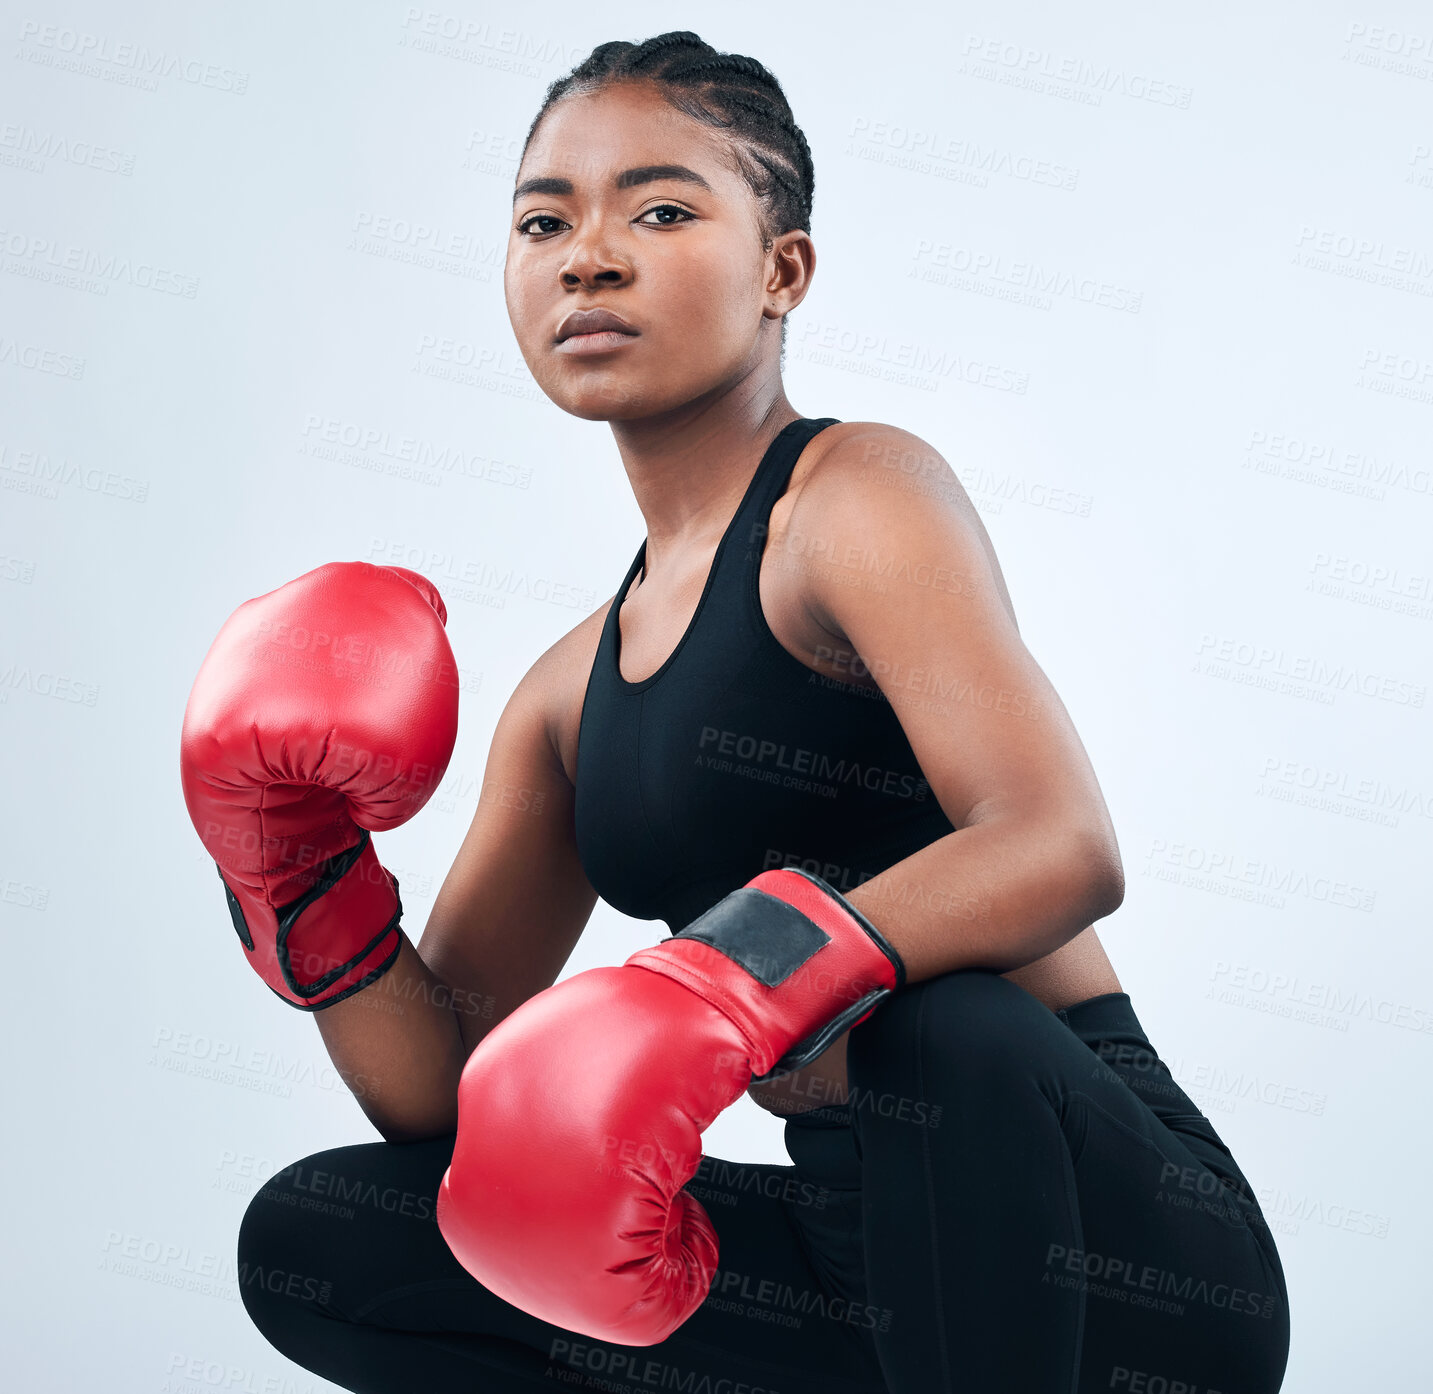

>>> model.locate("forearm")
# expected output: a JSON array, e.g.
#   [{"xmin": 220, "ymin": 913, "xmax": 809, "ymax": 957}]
[
  {"xmin": 312, "ymin": 932, "xmax": 477, "ymax": 1142},
  {"xmin": 842, "ymin": 818, "xmax": 1124, "ymax": 983}
]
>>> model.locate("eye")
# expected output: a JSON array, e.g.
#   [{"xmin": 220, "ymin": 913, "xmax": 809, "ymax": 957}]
[
  {"xmin": 637, "ymin": 203, "xmax": 695, "ymax": 227},
  {"xmin": 515, "ymin": 213, "xmax": 568, "ymax": 237},
  {"xmin": 514, "ymin": 203, "xmax": 695, "ymax": 238}
]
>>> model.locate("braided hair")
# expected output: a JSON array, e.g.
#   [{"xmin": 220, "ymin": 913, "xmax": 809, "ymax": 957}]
[{"xmin": 521, "ymin": 31, "xmax": 815, "ymax": 350}]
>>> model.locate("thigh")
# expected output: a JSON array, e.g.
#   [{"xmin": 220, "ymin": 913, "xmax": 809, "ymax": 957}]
[
  {"xmin": 847, "ymin": 972, "xmax": 1289, "ymax": 1393},
  {"xmin": 1062, "ymin": 1038, "xmax": 1291, "ymax": 1392},
  {"xmin": 671, "ymin": 1150, "xmax": 887, "ymax": 1391},
  {"xmin": 240, "ymin": 1134, "xmax": 887, "ymax": 1392},
  {"xmin": 239, "ymin": 1133, "xmax": 566, "ymax": 1388}
]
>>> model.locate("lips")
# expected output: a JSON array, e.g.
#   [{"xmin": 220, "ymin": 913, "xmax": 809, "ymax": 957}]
[{"xmin": 555, "ymin": 307, "xmax": 638, "ymax": 342}]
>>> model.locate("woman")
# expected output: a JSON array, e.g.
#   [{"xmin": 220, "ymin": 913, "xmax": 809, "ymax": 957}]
[{"xmin": 232, "ymin": 31, "xmax": 1290, "ymax": 1392}]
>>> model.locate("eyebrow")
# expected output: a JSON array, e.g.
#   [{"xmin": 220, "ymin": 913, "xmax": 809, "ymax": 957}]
[{"xmin": 512, "ymin": 164, "xmax": 713, "ymax": 203}]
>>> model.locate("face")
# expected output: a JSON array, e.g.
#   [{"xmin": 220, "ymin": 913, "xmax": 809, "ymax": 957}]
[{"xmin": 505, "ymin": 81, "xmax": 811, "ymax": 421}]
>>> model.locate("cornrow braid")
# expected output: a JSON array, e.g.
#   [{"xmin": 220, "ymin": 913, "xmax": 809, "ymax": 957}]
[{"xmin": 521, "ymin": 30, "xmax": 816, "ymax": 251}]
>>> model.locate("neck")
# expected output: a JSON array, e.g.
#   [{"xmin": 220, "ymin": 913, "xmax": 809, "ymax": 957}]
[{"xmin": 608, "ymin": 375, "xmax": 802, "ymax": 577}]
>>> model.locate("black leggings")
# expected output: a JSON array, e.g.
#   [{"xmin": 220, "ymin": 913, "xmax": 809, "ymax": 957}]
[{"xmin": 238, "ymin": 972, "xmax": 1290, "ymax": 1391}]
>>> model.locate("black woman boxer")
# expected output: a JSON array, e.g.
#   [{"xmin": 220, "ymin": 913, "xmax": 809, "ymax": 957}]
[{"xmin": 182, "ymin": 30, "xmax": 1291, "ymax": 1392}]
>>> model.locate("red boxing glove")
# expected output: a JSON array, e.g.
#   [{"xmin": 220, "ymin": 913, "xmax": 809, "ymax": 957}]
[
  {"xmin": 180, "ymin": 561, "xmax": 459, "ymax": 1009},
  {"xmin": 436, "ymin": 867, "xmax": 905, "ymax": 1344}
]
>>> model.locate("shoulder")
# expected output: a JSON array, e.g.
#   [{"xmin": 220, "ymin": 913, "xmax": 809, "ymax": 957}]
[
  {"xmin": 796, "ymin": 412, "xmax": 985, "ymax": 532},
  {"xmin": 790, "ymin": 419, "xmax": 1016, "ymax": 635},
  {"xmin": 800, "ymin": 420, "xmax": 973, "ymax": 513}
]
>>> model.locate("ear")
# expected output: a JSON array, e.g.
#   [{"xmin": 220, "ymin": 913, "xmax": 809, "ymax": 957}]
[{"xmin": 765, "ymin": 230, "xmax": 816, "ymax": 318}]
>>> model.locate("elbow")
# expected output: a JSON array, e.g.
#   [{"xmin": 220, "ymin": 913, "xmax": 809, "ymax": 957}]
[
  {"xmin": 1091, "ymin": 862, "xmax": 1125, "ymax": 921},
  {"xmin": 375, "ymin": 1099, "xmax": 460, "ymax": 1145},
  {"xmin": 1064, "ymin": 825, "xmax": 1124, "ymax": 923},
  {"xmin": 1015, "ymin": 812, "xmax": 1122, "ymax": 928}
]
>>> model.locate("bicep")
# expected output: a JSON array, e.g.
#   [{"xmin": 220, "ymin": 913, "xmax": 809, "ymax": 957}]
[
  {"xmin": 800, "ymin": 427, "xmax": 1118, "ymax": 850},
  {"xmin": 417, "ymin": 656, "xmax": 598, "ymax": 1055}
]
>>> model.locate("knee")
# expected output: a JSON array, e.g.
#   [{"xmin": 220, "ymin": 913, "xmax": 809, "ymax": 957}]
[
  {"xmin": 848, "ymin": 969, "xmax": 1052, "ymax": 1094},
  {"xmin": 236, "ymin": 1157, "xmax": 335, "ymax": 1344}
]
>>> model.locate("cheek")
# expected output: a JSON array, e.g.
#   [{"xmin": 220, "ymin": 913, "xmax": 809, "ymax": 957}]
[
  {"xmin": 672, "ymin": 248, "xmax": 763, "ymax": 339},
  {"xmin": 503, "ymin": 260, "xmax": 528, "ymax": 323},
  {"xmin": 710, "ymin": 286, "xmax": 763, "ymax": 350},
  {"xmin": 504, "ymin": 273, "xmax": 549, "ymax": 356}
]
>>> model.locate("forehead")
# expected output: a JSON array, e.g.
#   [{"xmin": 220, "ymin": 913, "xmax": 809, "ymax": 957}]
[{"xmin": 520, "ymin": 82, "xmax": 744, "ymax": 190}]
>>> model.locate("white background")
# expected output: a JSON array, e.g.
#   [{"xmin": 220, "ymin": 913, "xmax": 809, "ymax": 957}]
[{"xmin": 2, "ymin": 1, "xmax": 1429, "ymax": 1388}]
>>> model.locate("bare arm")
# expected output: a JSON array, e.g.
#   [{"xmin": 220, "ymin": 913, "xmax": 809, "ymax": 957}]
[
  {"xmin": 313, "ymin": 643, "xmax": 598, "ymax": 1142},
  {"xmin": 789, "ymin": 423, "xmax": 1126, "ymax": 982}
]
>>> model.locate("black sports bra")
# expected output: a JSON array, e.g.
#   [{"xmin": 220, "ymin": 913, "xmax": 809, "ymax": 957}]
[{"xmin": 574, "ymin": 417, "xmax": 956, "ymax": 930}]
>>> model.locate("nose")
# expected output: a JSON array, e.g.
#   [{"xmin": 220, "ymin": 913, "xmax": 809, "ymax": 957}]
[{"xmin": 558, "ymin": 220, "xmax": 633, "ymax": 291}]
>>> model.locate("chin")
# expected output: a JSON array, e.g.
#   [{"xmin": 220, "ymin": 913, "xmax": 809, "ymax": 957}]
[
  {"xmin": 546, "ymin": 375, "xmax": 670, "ymax": 422},
  {"xmin": 554, "ymin": 393, "xmax": 649, "ymax": 423}
]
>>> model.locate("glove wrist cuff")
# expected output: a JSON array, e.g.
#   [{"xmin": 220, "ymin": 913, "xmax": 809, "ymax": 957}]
[
  {"xmin": 223, "ymin": 831, "xmax": 404, "ymax": 1009},
  {"xmin": 625, "ymin": 867, "xmax": 905, "ymax": 1082}
]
